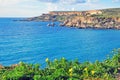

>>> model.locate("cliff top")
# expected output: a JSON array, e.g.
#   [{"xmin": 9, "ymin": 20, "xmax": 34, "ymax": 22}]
[{"xmin": 49, "ymin": 8, "xmax": 120, "ymax": 17}]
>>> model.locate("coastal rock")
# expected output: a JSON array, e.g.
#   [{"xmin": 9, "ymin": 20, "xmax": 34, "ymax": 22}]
[
  {"xmin": 0, "ymin": 64, "xmax": 4, "ymax": 69},
  {"xmin": 116, "ymin": 25, "xmax": 120, "ymax": 29},
  {"xmin": 60, "ymin": 16, "xmax": 120, "ymax": 29},
  {"xmin": 11, "ymin": 64, "xmax": 19, "ymax": 69},
  {"xmin": 49, "ymin": 10, "xmax": 102, "ymax": 16},
  {"xmin": 27, "ymin": 8, "xmax": 120, "ymax": 30}
]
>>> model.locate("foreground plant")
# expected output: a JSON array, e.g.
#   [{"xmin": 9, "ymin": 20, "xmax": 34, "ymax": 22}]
[{"xmin": 0, "ymin": 49, "xmax": 120, "ymax": 80}]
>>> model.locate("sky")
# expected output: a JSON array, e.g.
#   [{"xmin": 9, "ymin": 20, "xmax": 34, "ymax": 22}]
[{"xmin": 0, "ymin": 0, "xmax": 120, "ymax": 17}]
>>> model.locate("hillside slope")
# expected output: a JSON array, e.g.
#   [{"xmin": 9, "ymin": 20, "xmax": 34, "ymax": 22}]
[{"xmin": 28, "ymin": 8, "xmax": 120, "ymax": 29}]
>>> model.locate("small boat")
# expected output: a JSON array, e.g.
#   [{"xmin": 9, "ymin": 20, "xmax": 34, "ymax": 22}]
[
  {"xmin": 47, "ymin": 24, "xmax": 51, "ymax": 26},
  {"xmin": 59, "ymin": 23, "xmax": 64, "ymax": 26},
  {"xmin": 47, "ymin": 23, "xmax": 55, "ymax": 27}
]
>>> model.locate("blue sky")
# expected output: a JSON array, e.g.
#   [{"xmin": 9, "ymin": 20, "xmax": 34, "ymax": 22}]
[{"xmin": 0, "ymin": 0, "xmax": 120, "ymax": 17}]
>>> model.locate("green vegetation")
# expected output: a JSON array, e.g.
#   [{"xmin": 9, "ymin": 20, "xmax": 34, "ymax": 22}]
[
  {"xmin": 56, "ymin": 15, "xmax": 77, "ymax": 21},
  {"xmin": 102, "ymin": 8, "xmax": 120, "ymax": 18},
  {"xmin": 91, "ymin": 8, "xmax": 120, "ymax": 18},
  {"xmin": 29, "ymin": 8, "xmax": 120, "ymax": 22},
  {"xmin": 0, "ymin": 49, "xmax": 120, "ymax": 80},
  {"xmin": 56, "ymin": 15, "xmax": 67, "ymax": 21}
]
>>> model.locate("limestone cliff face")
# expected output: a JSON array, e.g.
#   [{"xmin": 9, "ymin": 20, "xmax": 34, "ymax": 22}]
[
  {"xmin": 49, "ymin": 10, "xmax": 102, "ymax": 16},
  {"xmin": 63, "ymin": 16, "xmax": 120, "ymax": 29},
  {"xmin": 48, "ymin": 9, "xmax": 120, "ymax": 29},
  {"xmin": 28, "ymin": 8, "xmax": 120, "ymax": 29}
]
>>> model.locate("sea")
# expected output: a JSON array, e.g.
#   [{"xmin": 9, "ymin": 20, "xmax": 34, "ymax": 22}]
[{"xmin": 0, "ymin": 18, "xmax": 120, "ymax": 67}]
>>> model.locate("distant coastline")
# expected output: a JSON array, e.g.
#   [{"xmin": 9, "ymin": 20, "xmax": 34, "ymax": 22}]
[{"xmin": 26, "ymin": 8, "xmax": 120, "ymax": 29}]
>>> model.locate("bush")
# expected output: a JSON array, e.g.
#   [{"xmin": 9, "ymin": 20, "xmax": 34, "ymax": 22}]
[{"xmin": 0, "ymin": 49, "xmax": 120, "ymax": 80}]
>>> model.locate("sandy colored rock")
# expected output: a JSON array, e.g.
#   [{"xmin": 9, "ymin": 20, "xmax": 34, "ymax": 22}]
[{"xmin": 0, "ymin": 64, "xmax": 4, "ymax": 69}]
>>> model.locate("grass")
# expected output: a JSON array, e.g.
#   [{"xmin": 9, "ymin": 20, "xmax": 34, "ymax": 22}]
[{"xmin": 0, "ymin": 49, "xmax": 120, "ymax": 80}]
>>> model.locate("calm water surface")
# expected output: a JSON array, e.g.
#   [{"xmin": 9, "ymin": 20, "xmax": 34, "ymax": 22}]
[{"xmin": 0, "ymin": 18, "xmax": 120, "ymax": 66}]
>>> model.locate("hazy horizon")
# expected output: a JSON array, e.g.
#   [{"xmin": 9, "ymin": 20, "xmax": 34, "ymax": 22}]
[{"xmin": 0, "ymin": 0, "xmax": 120, "ymax": 17}]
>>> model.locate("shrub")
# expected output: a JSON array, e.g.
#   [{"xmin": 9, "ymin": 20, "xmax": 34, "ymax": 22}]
[{"xmin": 0, "ymin": 49, "xmax": 120, "ymax": 80}]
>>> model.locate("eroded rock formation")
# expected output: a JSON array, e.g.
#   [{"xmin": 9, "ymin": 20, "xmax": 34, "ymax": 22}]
[{"xmin": 27, "ymin": 8, "xmax": 120, "ymax": 29}]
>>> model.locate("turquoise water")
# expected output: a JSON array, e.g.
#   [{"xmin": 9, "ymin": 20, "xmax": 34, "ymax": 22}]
[{"xmin": 0, "ymin": 18, "xmax": 120, "ymax": 66}]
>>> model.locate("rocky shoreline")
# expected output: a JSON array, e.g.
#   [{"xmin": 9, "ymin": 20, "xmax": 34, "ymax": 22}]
[
  {"xmin": 27, "ymin": 8, "xmax": 120, "ymax": 29},
  {"xmin": 60, "ymin": 16, "xmax": 120, "ymax": 29}
]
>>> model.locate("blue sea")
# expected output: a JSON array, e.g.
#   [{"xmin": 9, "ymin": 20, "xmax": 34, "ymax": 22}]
[{"xmin": 0, "ymin": 18, "xmax": 120, "ymax": 66}]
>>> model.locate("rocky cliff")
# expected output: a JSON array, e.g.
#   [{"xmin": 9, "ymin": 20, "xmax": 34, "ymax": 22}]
[
  {"xmin": 49, "ymin": 10, "xmax": 102, "ymax": 16},
  {"xmin": 62, "ymin": 16, "xmax": 120, "ymax": 29},
  {"xmin": 28, "ymin": 8, "xmax": 120, "ymax": 29}
]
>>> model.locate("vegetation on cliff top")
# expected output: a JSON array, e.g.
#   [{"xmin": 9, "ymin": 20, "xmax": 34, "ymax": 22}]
[
  {"xmin": 102, "ymin": 8, "xmax": 120, "ymax": 17},
  {"xmin": 26, "ymin": 8, "xmax": 120, "ymax": 29},
  {"xmin": 29, "ymin": 8, "xmax": 120, "ymax": 21},
  {"xmin": 0, "ymin": 49, "xmax": 120, "ymax": 80}
]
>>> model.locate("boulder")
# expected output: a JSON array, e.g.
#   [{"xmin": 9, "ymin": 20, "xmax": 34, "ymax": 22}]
[
  {"xmin": 0, "ymin": 64, "xmax": 4, "ymax": 69},
  {"xmin": 11, "ymin": 64, "xmax": 19, "ymax": 69}
]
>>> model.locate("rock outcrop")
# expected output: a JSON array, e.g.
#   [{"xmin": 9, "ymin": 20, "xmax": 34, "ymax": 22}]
[
  {"xmin": 61, "ymin": 16, "xmax": 120, "ymax": 29},
  {"xmin": 0, "ymin": 64, "xmax": 4, "ymax": 69},
  {"xmin": 49, "ymin": 10, "xmax": 102, "ymax": 16},
  {"xmin": 27, "ymin": 8, "xmax": 120, "ymax": 29}
]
